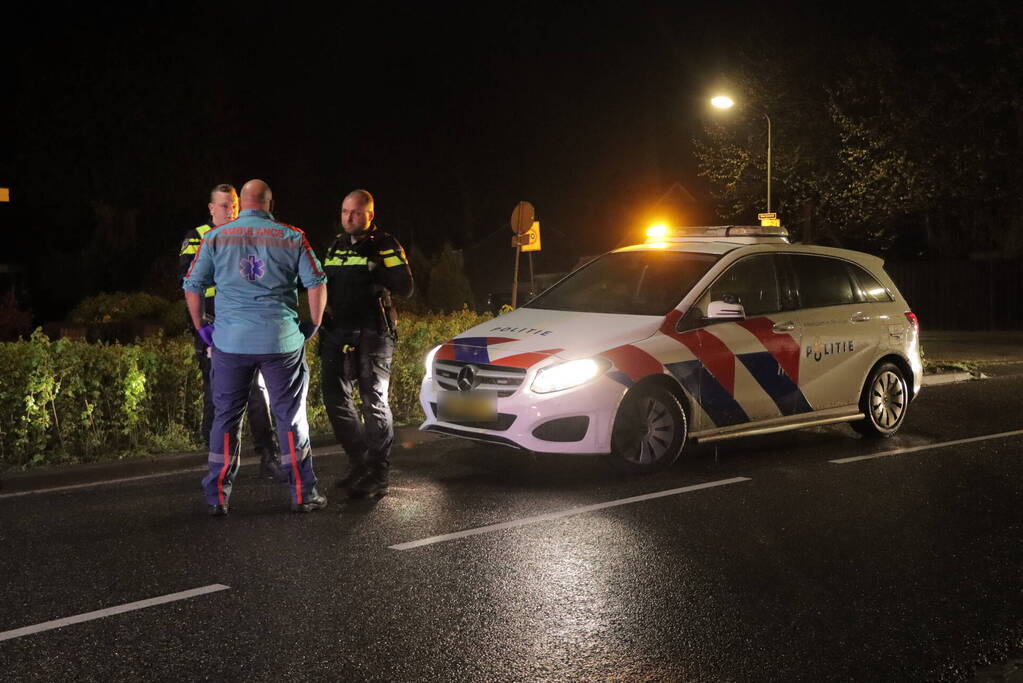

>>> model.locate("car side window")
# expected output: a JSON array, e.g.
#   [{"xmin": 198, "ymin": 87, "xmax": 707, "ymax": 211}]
[
  {"xmin": 790, "ymin": 255, "xmax": 857, "ymax": 309},
  {"xmin": 846, "ymin": 264, "xmax": 894, "ymax": 303},
  {"xmin": 696, "ymin": 254, "xmax": 782, "ymax": 318}
]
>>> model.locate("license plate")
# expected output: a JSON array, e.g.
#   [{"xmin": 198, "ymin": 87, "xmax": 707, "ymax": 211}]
[{"xmin": 438, "ymin": 391, "xmax": 497, "ymax": 422}]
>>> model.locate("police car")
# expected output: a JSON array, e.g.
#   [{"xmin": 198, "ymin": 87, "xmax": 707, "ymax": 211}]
[{"xmin": 419, "ymin": 226, "xmax": 921, "ymax": 473}]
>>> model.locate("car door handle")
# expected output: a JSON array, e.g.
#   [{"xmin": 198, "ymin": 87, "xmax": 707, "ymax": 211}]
[
  {"xmin": 850, "ymin": 314, "xmax": 872, "ymax": 323},
  {"xmin": 772, "ymin": 321, "xmax": 795, "ymax": 332}
]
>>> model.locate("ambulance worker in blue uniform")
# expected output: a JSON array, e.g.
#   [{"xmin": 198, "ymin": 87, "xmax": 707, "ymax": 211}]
[
  {"xmin": 183, "ymin": 179, "xmax": 328, "ymax": 515},
  {"xmin": 178, "ymin": 183, "xmax": 280, "ymax": 479}
]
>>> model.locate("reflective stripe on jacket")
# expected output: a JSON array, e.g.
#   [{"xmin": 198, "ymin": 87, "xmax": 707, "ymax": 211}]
[
  {"xmin": 179, "ymin": 224, "xmax": 216, "ymax": 299},
  {"xmin": 322, "ymin": 224, "xmax": 413, "ymax": 333}
]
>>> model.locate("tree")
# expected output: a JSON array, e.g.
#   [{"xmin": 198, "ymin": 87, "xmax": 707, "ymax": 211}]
[
  {"xmin": 693, "ymin": 2, "xmax": 1023, "ymax": 258},
  {"xmin": 426, "ymin": 243, "xmax": 474, "ymax": 313},
  {"xmin": 0, "ymin": 292, "xmax": 32, "ymax": 341},
  {"xmin": 694, "ymin": 45, "xmax": 848, "ymax": 246}
]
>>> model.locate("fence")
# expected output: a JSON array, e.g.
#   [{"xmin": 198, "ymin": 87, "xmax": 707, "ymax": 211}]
[{"xmin": 885, "ymin": 259, "xmax": 1023, "ymax": 330}]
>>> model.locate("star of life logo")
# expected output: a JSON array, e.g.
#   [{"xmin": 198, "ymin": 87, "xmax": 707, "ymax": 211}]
[{"xmin": 240, "ymin": 255, "xmax": 265, "ymax": 281}]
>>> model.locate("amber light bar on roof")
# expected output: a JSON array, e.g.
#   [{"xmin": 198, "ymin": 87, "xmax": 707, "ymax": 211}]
[
  {"xmin": 679, "ymin": 225, "xmax": 789, "ymax": 237},
  {"xmin": 643, "ymin": 225, "xmax": 790, "ymax": 242}
]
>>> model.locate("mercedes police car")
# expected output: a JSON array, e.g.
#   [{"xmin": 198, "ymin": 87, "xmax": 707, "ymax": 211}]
[{"xmin": 419, "ymin": 226, "xmax": 921, "ymax": 473}]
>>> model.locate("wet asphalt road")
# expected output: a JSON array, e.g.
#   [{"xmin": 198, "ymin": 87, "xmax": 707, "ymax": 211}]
[{"xmin": 1, "ymin": 376, "xmax": 1021, "ymax": 682}]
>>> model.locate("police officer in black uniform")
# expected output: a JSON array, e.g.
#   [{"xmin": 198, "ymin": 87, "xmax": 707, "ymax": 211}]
[
  {"xmin": 178, "ymin": 183, "xmax": 281, "ymax": 479},
  {"xmin": 320, "ymin": 189, "xmax": 413, "ymax": 497}
]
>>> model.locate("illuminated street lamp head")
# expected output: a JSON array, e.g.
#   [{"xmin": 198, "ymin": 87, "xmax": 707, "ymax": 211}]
[{"xmin": 711, "ymin": 95, "xmax": 735, "ymax": 109}]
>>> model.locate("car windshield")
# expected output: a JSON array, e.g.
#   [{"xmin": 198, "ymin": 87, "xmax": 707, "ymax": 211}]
[{"xmin": 524, "ymin": 250, "xmax": 720, "ymax": 315}]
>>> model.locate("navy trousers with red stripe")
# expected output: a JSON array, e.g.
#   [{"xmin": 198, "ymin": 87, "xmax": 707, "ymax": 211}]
[{"xmin": 202, "ymin": 345, "xmax": 319, "ymax": 507}]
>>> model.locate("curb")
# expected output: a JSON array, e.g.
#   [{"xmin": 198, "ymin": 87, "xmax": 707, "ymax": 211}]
[
  {"xmin": 921, "ymin": 371, "xmax": 978, "ymax": 387},
  {"xmin": 0, "ymin": 425, "xmax": 438, "ymax": 497}
]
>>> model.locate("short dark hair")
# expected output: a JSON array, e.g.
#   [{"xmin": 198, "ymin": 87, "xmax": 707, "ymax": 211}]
[{"xmin": 210, "ymin": 183, "xmax": 237, "ymax": 201}]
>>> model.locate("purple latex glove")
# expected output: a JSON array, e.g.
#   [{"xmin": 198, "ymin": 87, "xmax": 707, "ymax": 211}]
[
  {"xmin": 197, "ymin": 324, "xmax": 215, "ymax": 347},
  {"xmin": 299, "ymin": 321, "xmax": 319, "ymax": 340}
]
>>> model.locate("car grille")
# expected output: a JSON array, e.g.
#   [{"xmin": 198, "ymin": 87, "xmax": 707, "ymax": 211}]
[{"xmin": 434, "ymin": 360, "xmax": 527, "ymax": 398}]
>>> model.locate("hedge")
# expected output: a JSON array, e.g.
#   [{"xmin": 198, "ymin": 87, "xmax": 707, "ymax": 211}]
[{"xmin": 0, "ymin": 309, "xmax": 492, "ymax": 471}]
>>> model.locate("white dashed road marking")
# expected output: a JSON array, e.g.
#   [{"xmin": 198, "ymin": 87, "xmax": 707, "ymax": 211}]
[
  {"xmin": 0, "ymin": 584, "xmax": 231, "ymax": 642},
  {"xmin": 830, "ymin": 429, "xmax": 1023, "ymax": 464},
  {"xmin": 0, "ymin": 468, "xmax": 208, "ymax": 499},
  {"xmin": 390, "ymin": 477, "xmax": 752, "ymax": 550}
]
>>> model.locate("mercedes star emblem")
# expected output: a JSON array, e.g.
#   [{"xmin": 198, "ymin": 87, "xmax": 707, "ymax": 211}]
[{"xmin": 456, "ymin": 365, "xmax": 479, "ymax": 391}]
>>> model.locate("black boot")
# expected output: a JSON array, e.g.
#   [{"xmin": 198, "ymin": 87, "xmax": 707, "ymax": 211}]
[
  {"xmin": 291, "ymin": 491, "xmax": 328, "ymax": 513},
  {"xmin": 257, "ymin": 448, "xmax": 283, "ymax": 481},
  {"xmin": 346, "ymin": 465, "xmax": 389, "ymax": 498},
  {"xmin": 336, "ymin": 453, "xmax": 368, "ymax": 489}
]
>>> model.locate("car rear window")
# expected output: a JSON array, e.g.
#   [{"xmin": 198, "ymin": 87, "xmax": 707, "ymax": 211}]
[
  {"xmin": 846, "ymin": 264, "xmax": 894, "ymax": 303},
  {"xmin": 790, "ymin": 254, "xmax": 856, "ymax": 308},
  {"xmin": 525, "ymin": 250, "xmax": 720, "ymax": 315}
]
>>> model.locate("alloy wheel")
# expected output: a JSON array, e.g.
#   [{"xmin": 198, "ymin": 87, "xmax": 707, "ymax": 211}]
[{"xmin": 869, "ymin": 369, "xmax": 905, "ymax": 429}]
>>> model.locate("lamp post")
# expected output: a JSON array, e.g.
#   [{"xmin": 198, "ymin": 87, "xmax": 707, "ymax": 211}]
[{"xmin": 711, "ymin": 95, "xmax": 772, "ymax": 214}]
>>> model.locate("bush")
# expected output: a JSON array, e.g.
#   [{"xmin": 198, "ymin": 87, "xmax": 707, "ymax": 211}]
[
  {"xmin": 0, "ymin": 311, "xmax": 493, "ymax": 470},
  {"xmin": 0, "ymin": 330, "xmax": 202, "ymax": 468},
  {"xmin": 61, "ymin": 292, "xmax": 190, "ymax": 342},
  {"xmin": 69, "ymin": 291, "xmax": 175, "ymax": 324}
]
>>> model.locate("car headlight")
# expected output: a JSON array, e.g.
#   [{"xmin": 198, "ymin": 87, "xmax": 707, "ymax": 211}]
[
  {"xmin": 530, "ymin": 358, "xmax": 610, "ymax": 394},
  {"xmin": 424, "ymin": 345, "xmax": 442, "ymax": 380}
]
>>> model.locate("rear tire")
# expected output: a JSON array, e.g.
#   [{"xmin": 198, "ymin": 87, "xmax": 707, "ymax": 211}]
[
  {"xmin": 610, "ymin": 385, "xmax": 687, "ymax": 474},
  {"xmin": 851, "ymin": 361, "xmax": 909, "ymax": 438}
]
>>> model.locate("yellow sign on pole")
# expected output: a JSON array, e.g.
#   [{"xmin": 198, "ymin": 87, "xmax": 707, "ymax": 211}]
[
  {"xmin": 0, "ymin": 188, "xmax": 9, "ymax": 203},
  {"xmin": 521, "ymin": 221, "xmax": 541, "ymax": 252},
  {"xmin": 761, "ymin": 218, "xmax": 781, "ymax": 227}
]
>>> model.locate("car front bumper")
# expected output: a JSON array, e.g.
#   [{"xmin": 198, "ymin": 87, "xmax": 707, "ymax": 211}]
[{"xmin": 418, "ymin": 374, "xmax": 625, "ymax": 454}]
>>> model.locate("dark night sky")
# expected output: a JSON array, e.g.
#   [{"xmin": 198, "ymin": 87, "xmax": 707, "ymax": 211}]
[{"xmin": 4, "ymin": 1, "xmax": 937, "ymax": 316}]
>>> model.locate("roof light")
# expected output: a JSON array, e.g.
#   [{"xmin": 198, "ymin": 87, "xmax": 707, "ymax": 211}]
[
  {"xmin": 719, "ymin": 226, "xmax": 789, "ymax": 238},
  {"xmin": 646, "ymin": 223, "xmax": 668, "ymax": 239},
  {"xmin": 642, "ymin": 225, "xmax": 790, "ymax": 243}
]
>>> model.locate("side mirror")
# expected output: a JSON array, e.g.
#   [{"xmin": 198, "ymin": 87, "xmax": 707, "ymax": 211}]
[{"xmin": 704, "ymin": 299, "xmax": 746, "ymax": 320}]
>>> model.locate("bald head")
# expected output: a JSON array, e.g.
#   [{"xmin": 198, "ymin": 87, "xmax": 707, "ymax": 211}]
[
  {"xmin": 344, "ymin": 189, "xmax": 374, "ymax": 211},
  {"xmin": 341, "ymin": 189, "xmax": 375, "ymax": 235},
  {"xmin": 240, "ymin": 179, "xmax": 273, "ymax": 210}
]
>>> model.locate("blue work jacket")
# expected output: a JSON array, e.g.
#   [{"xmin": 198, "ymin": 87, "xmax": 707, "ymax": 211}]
[{"xmin": 183, "ymin": 209, "xmax": 326, "ymax": 354}]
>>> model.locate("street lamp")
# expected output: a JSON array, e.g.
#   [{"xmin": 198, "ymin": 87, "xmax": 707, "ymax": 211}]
[{"xmin": 710, "ymin": 95, "xmax": 773, "ymax": 214}]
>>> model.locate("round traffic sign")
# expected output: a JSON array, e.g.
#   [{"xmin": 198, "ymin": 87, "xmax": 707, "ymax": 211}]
[{"xmin": 510, "ymin": 201, "xmax": 535, "ymax": 235}]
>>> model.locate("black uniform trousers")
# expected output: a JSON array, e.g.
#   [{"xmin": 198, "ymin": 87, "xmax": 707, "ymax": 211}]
[
  {"xmin": 195, "ymin": 346, "xmax": 276, "ymax": 455},
  {"xmin": 319, "ymin": 327, "xmax": 395, "ymax": 469}
]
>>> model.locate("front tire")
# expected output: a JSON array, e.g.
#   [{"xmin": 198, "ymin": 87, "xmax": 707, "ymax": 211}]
[
  {"xmin": 852, "ymin": 361, "xmax": 909, "ymax": 438},
  {"xmin": 610, "ymin": 385, "xmax": 687, "ymax": 474}
]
